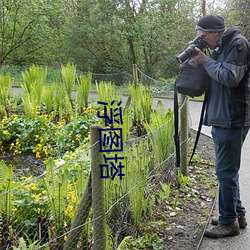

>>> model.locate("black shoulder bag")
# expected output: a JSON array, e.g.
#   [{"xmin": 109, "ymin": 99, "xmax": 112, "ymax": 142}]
[
  {"xmin": 175, "ymin": 58, "xmax": 208, "ymax": 97},
  {"xmin": 174, "ymin": 58, "xmax": 210, "ymax": 168}
]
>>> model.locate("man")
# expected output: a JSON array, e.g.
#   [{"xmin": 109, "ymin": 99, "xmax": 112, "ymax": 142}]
[{"xmin": 192, "ymin": 15, "xmax": 250, "ymax": 238}]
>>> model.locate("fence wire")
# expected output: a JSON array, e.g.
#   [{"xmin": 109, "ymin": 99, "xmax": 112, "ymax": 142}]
[{"xmin": 0, "ymin": 67, "xmax": 190, "ymax": 249}]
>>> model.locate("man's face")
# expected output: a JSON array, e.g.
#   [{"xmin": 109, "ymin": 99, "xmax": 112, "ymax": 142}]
[{"xmin": 196, "ymin": 30, "xmax": 221, "ymax": 49}]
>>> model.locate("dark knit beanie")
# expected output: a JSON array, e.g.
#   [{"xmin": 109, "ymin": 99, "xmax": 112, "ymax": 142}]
[{"xmin": 195, "ymin": 15, "xmax": 225, "ymax": 32}]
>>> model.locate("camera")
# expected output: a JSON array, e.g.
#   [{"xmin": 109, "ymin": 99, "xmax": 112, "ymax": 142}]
[{"xmin": 176, "ymin": 36, "xmax": 208, "ymax": 64}]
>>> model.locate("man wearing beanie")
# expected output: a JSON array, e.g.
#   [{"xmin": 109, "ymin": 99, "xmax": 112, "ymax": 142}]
[{"xmin": 192, "ymin": 15, "xmax": 250, "ymax": 238}]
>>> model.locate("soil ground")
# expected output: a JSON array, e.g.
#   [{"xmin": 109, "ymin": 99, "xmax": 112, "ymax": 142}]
[{"xmin": 159, "ymin": 130, "xmax": 217, "ymax": 250}]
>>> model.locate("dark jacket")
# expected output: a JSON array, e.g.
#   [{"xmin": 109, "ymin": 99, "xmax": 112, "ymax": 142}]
[{"xmin": 203, "ymin": 26, "xmax": 250, "ymax": 128}]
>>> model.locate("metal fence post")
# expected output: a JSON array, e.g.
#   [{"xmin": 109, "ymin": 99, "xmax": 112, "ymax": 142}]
[
  {"xmin": 91, "ymin": 124, "xmax": 106, "ymax": 250},
  {"xmin": 180, "ymin": 94, "xmax": 189, "ymax": 176}
]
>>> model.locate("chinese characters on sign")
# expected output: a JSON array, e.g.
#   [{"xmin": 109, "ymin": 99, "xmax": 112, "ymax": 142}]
[{"xmin": 97, "ymin": 100, "xmax": 125, "ymax": 180}]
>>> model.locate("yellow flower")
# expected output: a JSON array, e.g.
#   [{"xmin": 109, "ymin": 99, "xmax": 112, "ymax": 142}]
[
  {"xmin": 36, "ymin": 152, "xmax": 41, "ymax": 159},
  {"xmin": 26, "ymin": 183, "xmax": 37, "ymax": 191},
  {"xmin": 71, "ymin": 195, "xmax": 76, "ymax": 204},
  {"xmin": 32, "ymin": 193, "xmax": 42, "ymax": 201},
  {"xmin": 3, "ymin": 130, "xmax": 9, "ymax": 135},
  {"xmin": 12, "ymin": 207, "xmax": 17, "ymax": 212},
  {"xmin": 65, "ymin": 205, "xmax": 74, "ymax": 218},
  {"xmin": 14, "ymin": 149, "xmax": 22, "ymax": 155},
  {"xmin": 43, "ymin": 147, "xmax": 49, "ymax": 157}
]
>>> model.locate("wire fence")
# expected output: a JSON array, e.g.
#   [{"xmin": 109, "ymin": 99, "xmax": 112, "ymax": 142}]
[
  {"xmin": 0, "ymin": 66, "xmax": 190, "ymax": 249},
  {"xmin": 0, "ymin": 64, "xmax": 175, "ymax": 97}
]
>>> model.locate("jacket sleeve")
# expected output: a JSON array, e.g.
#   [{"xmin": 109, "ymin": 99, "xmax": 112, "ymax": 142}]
[{"xmin": 203, "ymin": 38, "xmax": 250, "ymax": 87}]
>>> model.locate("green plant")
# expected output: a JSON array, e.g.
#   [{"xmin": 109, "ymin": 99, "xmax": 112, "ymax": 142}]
[
  {"xmin": 157, "ymin": 182, "xmax": 171, "ymax": 203},
  {"xmin": 172, "ymin": 190, "xmax": 180, "ymax": 210},
  {"xmin": 0, "ymin": 73, "xmax": 12, "ymax": 117},
  {"xmin": 43, "ymin": 84, "xmax": 56, "ymax": 114},
  {"xmin": 12, "ymin": 176, "xmax": 49, "ymax": 241},
  {"xmin": 0, "ymin": 161, "xmax": 15, "ymax": 222},
  {"xmin": 96, "ymin": 81, "xmax": 120, "ymax": 104},
  {"xmin": 145, "ymin": 100, "xmax": 174, "ymax": 164},
  {"xmin": 117, "ymin": 233, "xmax": 163, "ymax": 250},
  {"xmin": 43, "ymin": 159, "xmax": 69, "ymax": 224},
  {"xmin": 129, "ymin": 83, "xmax": 153, "ymax": 130},
  {"xmin": 0, "ymin": 109, "xmax": 98, "ymax": 158},
  {"xmin": 21, "ymin": 65, "xmax": 47, "ymax": 118},
  {"xmin": 60, "ymin": 62, "xmax": 76, "ymax": 102},
  {"xmin": 76, "ymin": 72, "xmax": 92, "ymax": 110},
  {"xmin": 120, "ymin": 108, "xmax": 132, "ymax": 141},
  {"xmin": 178, "ymin": 173, "xmax": 191, "ymax": 189},
  {"xmin": 12, "ymin": 233, "xmax": 49, "ymax": 250}
]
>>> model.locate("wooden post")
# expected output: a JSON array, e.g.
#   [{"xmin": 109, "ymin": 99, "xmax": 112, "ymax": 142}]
[
  {"xmin": 133, "ymin": 64, "xmax": 138, "ymax": 86},
  {"xmin": 63, "ymin": 175, "xmax": 92, "ymax": 250},
  {"xmin": 125, "ymin": 64, "xmax": 138, "ymax": 109},
  {"xmin": 91, "ymin": 124, "xmax": 106, "ymax": 250}
]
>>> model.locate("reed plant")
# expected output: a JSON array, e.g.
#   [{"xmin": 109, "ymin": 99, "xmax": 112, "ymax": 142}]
[
  {"xmin": 43, "ymin": 84, "xmax": 56, "ymax": 114},
  {"xmin": 129, "ymin": 83, "xmax": 152, "ymax": 134},
  {"xmin": 96, "ymin": 81, "xmax": 122, "ymax": 105},
  {"xmin": 126, "ymin": 139, "xmax": 151, "ymax": 224},
  {"xmin": 120, "ymin": 109, "xmax": 132, "ymax": 141},
  {"xmin": 145, "ymin": 100, "xmax": 174, "ymax": 164},
  {"xmin": 96, "ymin": 81, "xmax": 122, "ymax": 127},
  {"xmin": 0, "ymin": 161, "xmax": 14, "ymax": 222},
  {"xmin": 76, "ymin": 72, "xmax": 92, "ymax": 112},
  {"xmin": 21, "ymin": 65, "xmax": 47, "ymax": 118},
  {"xmin": 52, "ymin": 82, "xmax": 74, "ymax": 122},
  {"xmin": 43, "ymin": 159, "xmax": 68, "ymax": 225},
  {"xmin": 60, "ymin": 63, "xmax": 76, "ymax": 103},
  {"xmin": 0, "ymin": 73, "xmax": 12, "ymax": 117},
  {"xmin": 105, "ymin": 137, "xmax": 153, "ymax": 235}
]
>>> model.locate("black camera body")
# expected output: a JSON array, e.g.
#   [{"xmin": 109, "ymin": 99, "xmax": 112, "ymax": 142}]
[{"xmin": 176, "ymin": 36, "xmax": 208, "ymax": 63}]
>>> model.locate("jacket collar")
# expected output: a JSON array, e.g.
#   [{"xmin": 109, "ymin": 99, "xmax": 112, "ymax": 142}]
[{"xmin": 212, "ymin": 26, "xmax": 241, "ymax": 58}]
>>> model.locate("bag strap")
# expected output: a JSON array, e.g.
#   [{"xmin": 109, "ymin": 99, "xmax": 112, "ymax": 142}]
[
  {"xmin": 174, "ymin": 80, "xmax": 180, "ymax": 168},
  {"xmin": 188, "ymin": 91, "xmax": 208, "ymax": 164}
]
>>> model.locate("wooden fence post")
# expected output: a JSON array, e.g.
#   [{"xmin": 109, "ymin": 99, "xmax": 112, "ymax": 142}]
[
  {"xmin": 133, "ymin": 63, "xmax": 138, "ymax": 86},
  {"xmin": 125, "ymin": 64, "xmax": 138, "ymax": 109},
  {"xmin": 91, "ymin": 124, "xmax": 106, "ymax": 250},
  {"xmin": 63, "ymin": 175, "xmax": 92, "ymax": 250}
]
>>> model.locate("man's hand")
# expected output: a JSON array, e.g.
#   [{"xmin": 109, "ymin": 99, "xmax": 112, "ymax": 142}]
[{"xmin": 192, "ymin": 47, "xmax": 207, "ymax": 64}]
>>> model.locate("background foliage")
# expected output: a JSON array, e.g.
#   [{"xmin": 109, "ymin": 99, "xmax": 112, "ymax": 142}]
[{"xmin": 1, "ymin": 0, "xmax": 248, "ymax": 80}]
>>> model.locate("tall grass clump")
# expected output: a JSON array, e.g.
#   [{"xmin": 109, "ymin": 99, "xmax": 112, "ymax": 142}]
[
  {"xmin": 96, "ymin": 81, "xmax": 122, "ymax": 127},
  {"xmin": 145, "ymin": 100, "xmax": 174, "ymax": 164},
  {"xmin": 105, "ymin": 138, "xmax": 153, "ymax": 247},
  {"xmin": 0, "ymin": 73, "xmax": 12, "ymax": 117},
  {"xmin": 76, "ymin": 72, "xmax": 92, "ymax": 112},
  {"xmin": 60, "ymin": 63, "xmax": 76, "ymax": 103},
  {"xmin": 21, "ymin": 65, "xmax": 47, "ymax": 118},
  {"xmin": 129, "ymin": 83, "xmax": 153, "ymax": 135}
]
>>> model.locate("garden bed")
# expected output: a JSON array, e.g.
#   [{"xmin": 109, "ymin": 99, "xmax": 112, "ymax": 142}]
[{"xmin": 0, "ymin": 130, "xmax": 217, "ymax": 250}]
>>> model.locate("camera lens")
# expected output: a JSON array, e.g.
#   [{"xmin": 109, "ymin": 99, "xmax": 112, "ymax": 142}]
[{"xmin": 176, "ymin": 45, "xmax": 198, "ymax": 63}]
